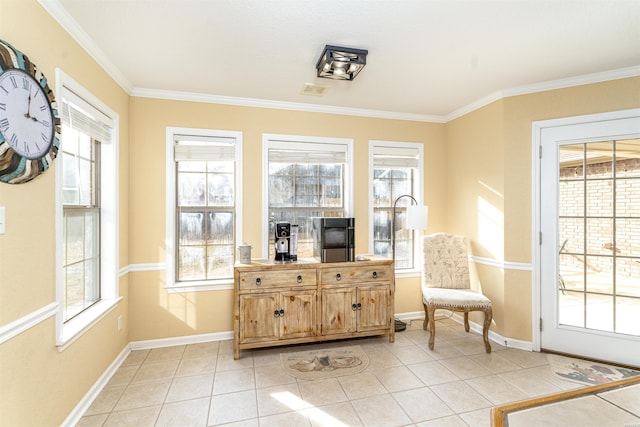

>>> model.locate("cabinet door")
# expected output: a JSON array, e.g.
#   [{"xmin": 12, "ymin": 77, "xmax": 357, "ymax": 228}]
[
  {"xmin": 358, "ymin": 285, "xmax": 390, "ymax": 332},
  {"xmin": 280, "ymin": 290, "xmax": 317, "ymax": 340},
  {"xmin": 321, "ymin": 287, "xmax": 357, "ymax": 335},
  {"xmin": 239, "ymin": 293, "xmax": 279, "ymax": 344}
]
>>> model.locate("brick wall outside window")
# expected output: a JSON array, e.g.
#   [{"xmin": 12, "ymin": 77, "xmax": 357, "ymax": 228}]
[{"xmin": 559, "ymin": 158, "xmax": 640, "ymax": 279}]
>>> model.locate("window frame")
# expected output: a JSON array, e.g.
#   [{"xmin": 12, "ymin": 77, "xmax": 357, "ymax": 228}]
[
  {"xmin": 368, "ymin": 140, "xmax": 424, "ymax": 277},
  {"xmin": 165, "ymin": 127, "xmax": 243, "ymax": 292},
  {"xmin": 55, "ymin": 69, "xmax": 119, "ymax": 350},
  {"xmin": 262, "ymin": 134, "xmax": 354, "ymax": 259}
]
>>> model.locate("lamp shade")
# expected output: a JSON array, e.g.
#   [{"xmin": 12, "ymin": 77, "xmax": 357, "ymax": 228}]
[{"xmin": 406, "ymin": 205, "xmax": 429, "ymax": 230}]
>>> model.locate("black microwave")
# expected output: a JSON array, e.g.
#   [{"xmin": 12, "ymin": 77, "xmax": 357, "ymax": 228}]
[{"xmin": 312, "ymin": 217, "xmax": 355, "ymax": 263}]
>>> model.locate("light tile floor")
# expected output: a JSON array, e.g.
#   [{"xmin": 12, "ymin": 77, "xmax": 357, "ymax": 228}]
[
  {"xmin": 506, "ymin": 385, "xmax": 640, "ymax": 427},
  {"xmin": 77, "ymin": 318, "xmax": 622, "ymax": 427}
]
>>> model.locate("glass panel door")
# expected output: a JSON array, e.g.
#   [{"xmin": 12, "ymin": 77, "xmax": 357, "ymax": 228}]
[
  {"xmin": 538, "ymin": 110, "xmax": 640, "ymax": 367},
  {"xmin": 558, "ymin": 140, "xmax": 640, "ymax": 336}
]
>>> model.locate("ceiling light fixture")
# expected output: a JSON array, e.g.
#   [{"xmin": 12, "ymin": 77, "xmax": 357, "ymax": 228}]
[{"xmin": 316, "ymin": 45, "xmax": 368, "ymax": 81}]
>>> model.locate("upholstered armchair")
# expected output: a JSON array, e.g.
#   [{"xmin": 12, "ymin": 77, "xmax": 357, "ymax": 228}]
[{"xmin": 421, "ymin": 233, "xmax": 493, "ymax": 353}]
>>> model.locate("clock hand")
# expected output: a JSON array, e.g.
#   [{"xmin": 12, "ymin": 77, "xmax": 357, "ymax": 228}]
[{"xmin": 24, "ymin": 91, "xmax": 32, "ymax": 119}]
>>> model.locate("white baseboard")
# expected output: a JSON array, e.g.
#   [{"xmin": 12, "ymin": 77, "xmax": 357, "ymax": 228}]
[
  {"xmin": 130, "ymin": 330, "xmax": 234, "ymax": 350},
  {"xmin": 395, "ymin": 310, "xmax": 534, "ymax": 351},
  {"xmin": 61, "ymin": 344, "xmax": 131, "ymax": 427},
  {"xmin": 393, "ymin": 311, "xmax": 424, "ymax": 322},
  {"xmin": 449, "ymin": 313, "xmax": 534, "ymax": 351}
]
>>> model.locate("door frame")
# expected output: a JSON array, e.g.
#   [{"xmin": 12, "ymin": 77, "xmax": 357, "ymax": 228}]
[{"xmin": 532, "ymin": 108, "xmax": 640, "ymax": 353}]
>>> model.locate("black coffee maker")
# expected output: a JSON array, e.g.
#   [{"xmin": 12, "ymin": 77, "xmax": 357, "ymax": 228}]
[{"xmin": 274, "ymin": 222, "xmax": 291, "ymax": 262}]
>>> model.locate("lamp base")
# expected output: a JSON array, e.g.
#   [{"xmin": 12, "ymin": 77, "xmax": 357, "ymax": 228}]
[{"xmin": 394, "ymin": 318, "xmax": 406, "ymax": 332}]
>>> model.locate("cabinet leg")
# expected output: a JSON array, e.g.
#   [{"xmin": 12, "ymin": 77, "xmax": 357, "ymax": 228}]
[{"xmin": 234, "ymin": 345, "xmax": 240, "ymax": 360}]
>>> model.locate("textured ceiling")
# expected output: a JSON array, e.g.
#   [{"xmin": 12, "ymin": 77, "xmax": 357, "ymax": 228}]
[{"xmin": 47, "ymin": 0, "xmax": 640, "ymax": 121}]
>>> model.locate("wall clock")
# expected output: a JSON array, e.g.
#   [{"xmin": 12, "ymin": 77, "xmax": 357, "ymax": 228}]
[{"xmin": 0, "ymin": 39, "xmax": 60, "ymax": 184}]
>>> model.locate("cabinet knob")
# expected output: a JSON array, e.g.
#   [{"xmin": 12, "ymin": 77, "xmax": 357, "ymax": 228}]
[
  {"xmin": 274, "ymin": 310, "xmax": 280, "ymax": 317},
  {"xmin": 351, "ymin": 303, "xmax": 358, "ymax": 311},
  {"xmin": 255, "ymin": 278, "xmax": 261, "ymax": 286},
  {"xmin": 372, "ymin": 271, "xmax": 378, "ymax": 279},
  {"xmin": 357, "ymin": 303, "xmax": 362, "ymax": 310},
  {"xmin": 336, "ymin": 273, "xmax": 342, "ymax": 281},
  {"xmin": 297, "ymin": 275, "xmax": 302, "ymax": 283}
]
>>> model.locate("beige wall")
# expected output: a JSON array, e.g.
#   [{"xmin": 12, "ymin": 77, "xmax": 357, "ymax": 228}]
[
  {"xmin": 128, "ymin": 97, "xmax": 447, "ymax": 340},
  {"xmin": 445, "ymin": 77, "xmax": 640, "ymax": 341},
  {"xmin": 0, "ymin": 1, "xmax": 130, "ymax": 425},
  {"xmin": 445, "ymin": 101, "xmax": 507, "ymax": 334}
]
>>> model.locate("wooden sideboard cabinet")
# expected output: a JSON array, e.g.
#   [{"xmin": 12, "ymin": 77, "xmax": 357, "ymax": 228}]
[{"xmin": 233, "ymin": 258, "xmax": 394, "ymax": 359}]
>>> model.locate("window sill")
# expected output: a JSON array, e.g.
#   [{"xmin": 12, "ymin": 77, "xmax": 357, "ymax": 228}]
[
  {"xmin": 56, "ymin": 297, "xmax": 122, "ymax": 352},
  {"xmin": 394, "ymin": 268, "xmax": 422, "ymax": 279},
  {"xmin": 165, "ymin": 279, "xmax": 234, "ymax": 293}
]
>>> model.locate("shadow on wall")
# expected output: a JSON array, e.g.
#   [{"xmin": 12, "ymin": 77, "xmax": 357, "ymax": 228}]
[{"xmin": 129, "ymin": 270, "xmax": 234, "ymax": 341}]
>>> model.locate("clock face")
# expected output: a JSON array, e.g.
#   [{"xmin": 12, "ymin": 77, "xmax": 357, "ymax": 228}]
[
  {"xmin": 0, "ymin": 38, "xmax": 60, "ymax": 184},
  {"xmin": 0, "ymin": 68, "xmax": 55, "ymax": 159}
]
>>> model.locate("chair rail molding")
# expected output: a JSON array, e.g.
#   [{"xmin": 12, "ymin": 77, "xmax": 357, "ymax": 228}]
[
  {"xmin": 469, "ymin": 255, "xmax": 532, "ymax": 272},
  {"xmin": 0, "ymin": 302, "xmax": 58, "ymax": 345}
]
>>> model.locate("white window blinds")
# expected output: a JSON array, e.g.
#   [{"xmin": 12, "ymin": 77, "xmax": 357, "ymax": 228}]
[
  {"xmin": 268, "ymin": 141, "xmax": 347, "ymax": 163},
  {"xmin": 174, "ymin": 135, "xmax": 236, "ymax": 161},
  {"xmin": 61, "ymin": 88, "xmax": 113, "ymax": 143},
  {"xmin": 372, "ymin": 145, "xmax": 420, "ymax": 168}
]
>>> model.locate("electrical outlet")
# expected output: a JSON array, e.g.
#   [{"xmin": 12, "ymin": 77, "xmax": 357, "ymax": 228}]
[{"xmin": 117, "ymin": 315, "xmax": 123, "ymax": 332}]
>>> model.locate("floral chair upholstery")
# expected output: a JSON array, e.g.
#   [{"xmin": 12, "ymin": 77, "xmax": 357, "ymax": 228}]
[{"xmin": 421, "ymin": 233, "xmax": 493, "ymax": 353}]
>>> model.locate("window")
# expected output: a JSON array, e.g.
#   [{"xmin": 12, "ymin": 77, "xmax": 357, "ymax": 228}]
[
  {"xmin": 61, "ymin": 127, "xmax": 100, "ymax": 320},
  {"xmin": 369, "ymin": 141, "xmax": 423, "ymax": 273},
  {"xmin": 56, "ymin": 70, "xmax": 118, "ymax": 348},
  {"xmin": 263, "ymin": 134, "xmax": 353, "ymax": 259},
  {"xmin": 166, "ymin": 128, "xmax": 242, "ymax": 291}
]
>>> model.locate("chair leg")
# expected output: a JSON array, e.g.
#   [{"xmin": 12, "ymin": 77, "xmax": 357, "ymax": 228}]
[
  {"xmin": 463, "ymin": 312, "xmax": 470, "ymax": 332},
  {"xmin": 427, "ymin": 305, "xmax": 437, "ymax": 350},
  {"xmin": 422, "ymin": 302, "xmax": 429, "ymax": 330},
  {"xmin": 482, "ymin": 306, "xmax": 493, "ymax": 353}
]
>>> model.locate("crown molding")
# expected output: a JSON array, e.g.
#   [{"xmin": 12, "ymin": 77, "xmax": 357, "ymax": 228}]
[
  {"xmin": 38, "ymin": 0, "xmax": 133, "ymax": 93},
  {"xmin": 445, "ymin": 65, "xmax": 640, "ymax": 122},
  {"xmin": 502, "ymin": 65, "xmax": 640, "ymax": 99},
  {"xmin": 130, "ymin": 87, "xmax": 446, "ymax": 123}
]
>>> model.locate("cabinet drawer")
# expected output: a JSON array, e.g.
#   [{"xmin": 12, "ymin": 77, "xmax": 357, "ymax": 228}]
[
  {"xmin": 239, "ymin": 269, "xmax": 317, "ymax": 290},
  {"xmin": 320, "ymin": 265, "xmax": 391, "ymax": 285}
]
